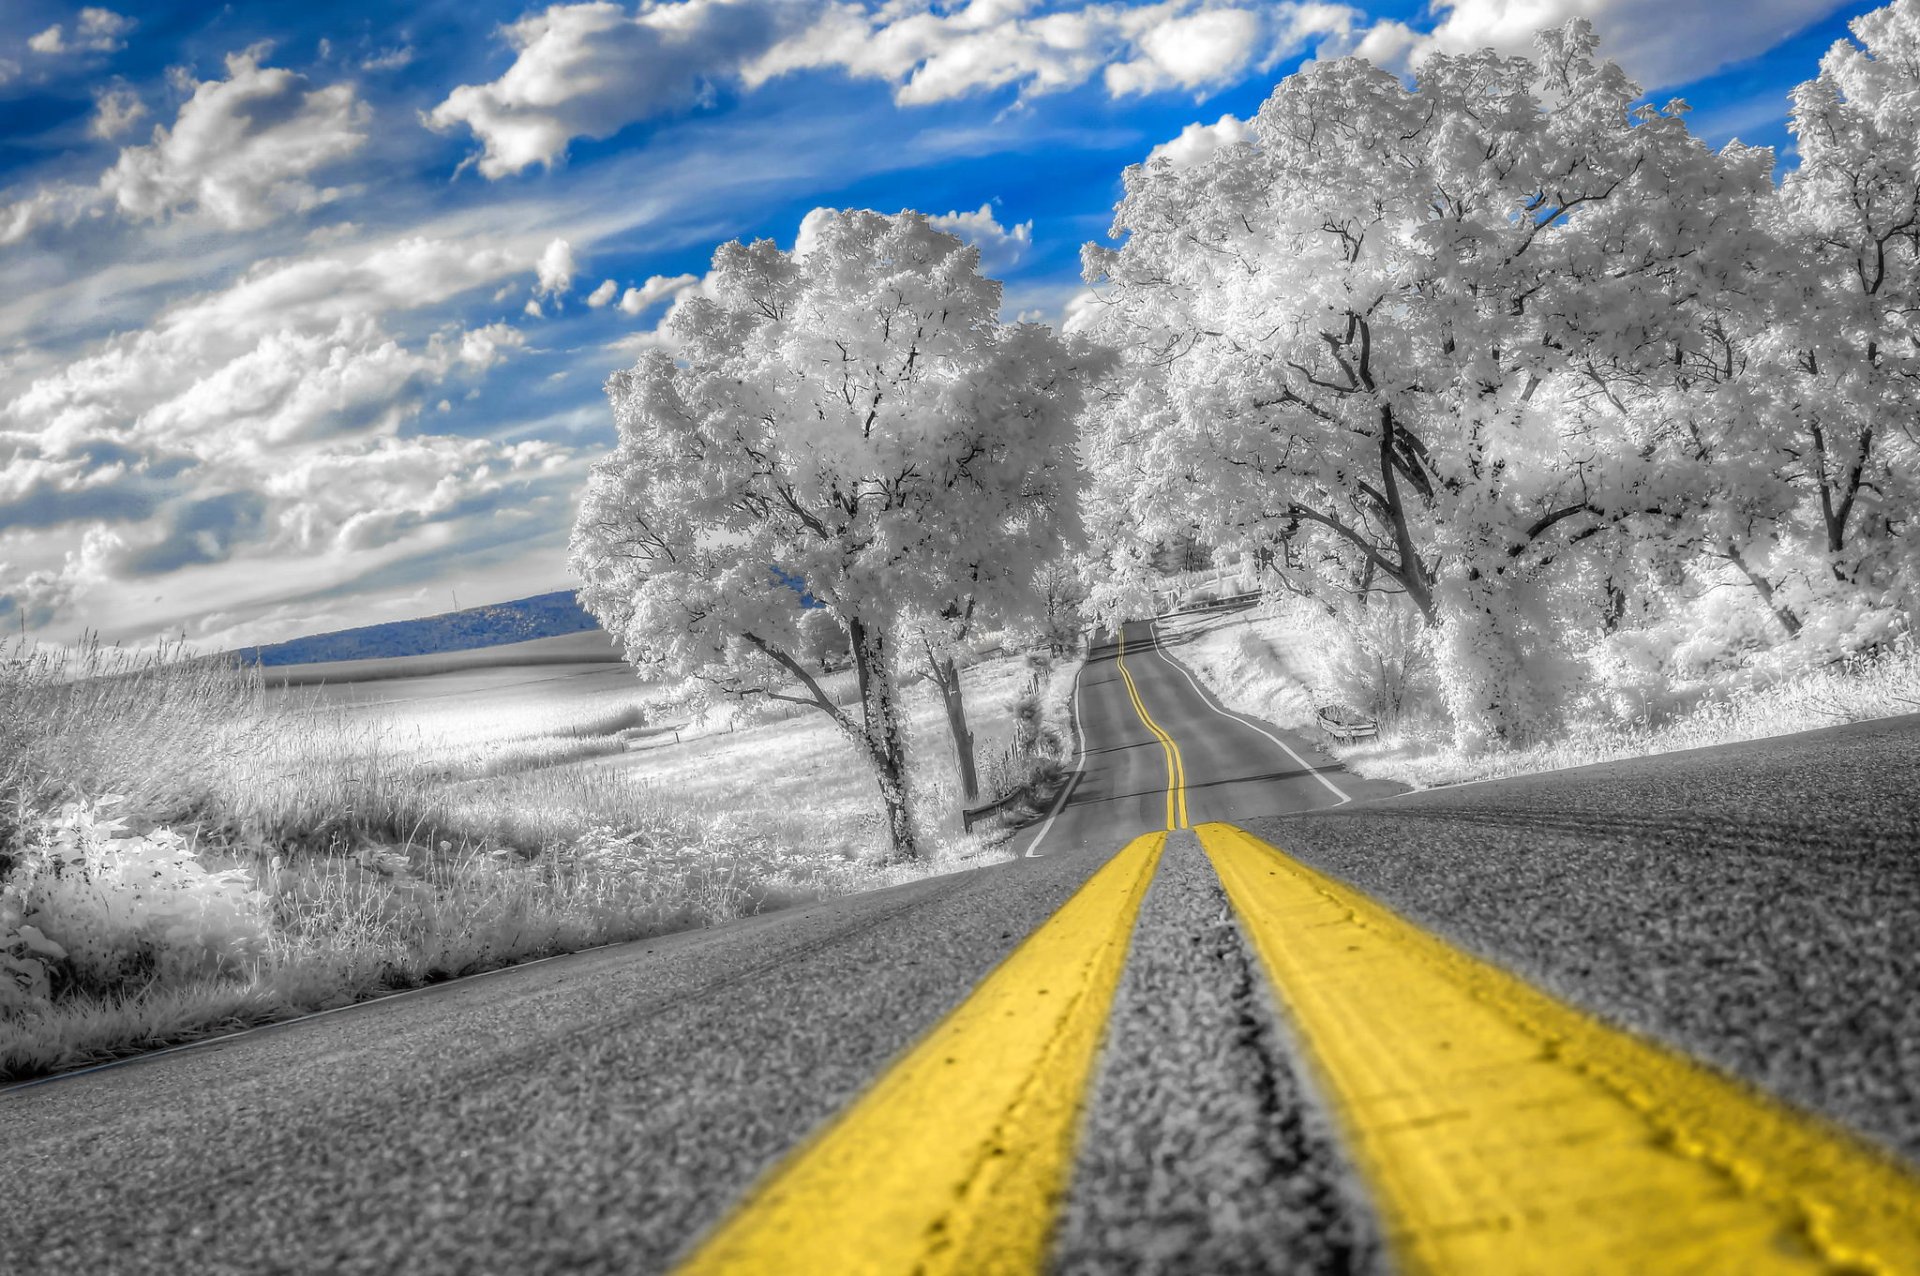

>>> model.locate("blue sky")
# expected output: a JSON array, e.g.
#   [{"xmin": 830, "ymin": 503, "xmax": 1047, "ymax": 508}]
[{"xmin": 0, "ymin": 0, "xmax": 1889, "ymax": 650}]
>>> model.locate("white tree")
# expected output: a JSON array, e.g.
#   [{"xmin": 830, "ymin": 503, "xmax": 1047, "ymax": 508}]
[
  {"xmin": 570, "ymin": 209, "xmax": 1094, "ymax": 858},
  {"xmin": 1743, "ymin": 0, "xmax": 1920, "ymax": 644},
  {"xmin": 1079, "ymin": 22, "xmax": 1767, "ymax": 744}
]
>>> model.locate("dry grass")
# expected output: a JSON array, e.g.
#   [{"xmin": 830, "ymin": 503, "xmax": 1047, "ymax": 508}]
[{"xmin": 1, "ymin": 635, "xmax": 1050, "ymax": 1081}]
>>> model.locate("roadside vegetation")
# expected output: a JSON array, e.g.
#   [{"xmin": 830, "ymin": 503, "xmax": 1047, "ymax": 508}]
[
  {"xmin": 0, "ymin": 635, "xmax": 1075, "ymax": 1080},
  {"xmin": 1168, "ymin": 604, "xmax": 1920, "ymax": 789},
  {"xmin": 1082, "ymin": 5, "xmax": 1920, "ymax": 758}
]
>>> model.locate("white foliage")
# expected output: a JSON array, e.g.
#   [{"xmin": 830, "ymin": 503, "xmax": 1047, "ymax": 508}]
[
  {"xmin": 1081, "ymin": 19, "xmax": 1789, "ymax": 742},
  {"xmin": 3, "ymin": 800, "xmax": 269, "ymax": 1008},
  {"xmin": 570, "ymin": 208, "xmax": 1098, "ymax": 853}
]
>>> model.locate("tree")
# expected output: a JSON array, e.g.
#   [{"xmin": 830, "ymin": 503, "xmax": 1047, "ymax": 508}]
[
  {"xmin": 1745, "ymin": 0, "xmax": 1920, "ymax": 643},
  {"xmin": 1078, "ymin": 21, "xmax": 1766, "ymax": 744},
  {"xmin": 570, "ymin": 209, "xmax": 1093, "ymax": 858}
]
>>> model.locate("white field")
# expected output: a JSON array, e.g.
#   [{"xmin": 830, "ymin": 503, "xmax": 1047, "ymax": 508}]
[
  {"xmin": 1, "ymin": 633, "xmax": 1063, "ymax": 1078},
  {"xmin": 272, "ymin": 633, "xmax": 1054, "ymax": 859}
]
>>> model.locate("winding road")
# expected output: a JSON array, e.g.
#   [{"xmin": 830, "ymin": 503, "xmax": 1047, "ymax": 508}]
[{"xmin": 4, "ymin": 618, "xmax": 1918, "ymax": 1274}]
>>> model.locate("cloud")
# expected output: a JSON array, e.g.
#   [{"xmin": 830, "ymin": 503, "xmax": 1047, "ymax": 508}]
[
  {"xmin": 535, "ymin": 237, "xmax": 577, "ymax": 296},
  {"xmin": 361, "ymin": 45, "xmax": 416, "ymax": 72},
  {"xmin": 586, "ymin": 278, "xmax": 618, "ymax": 307},
  {"xmin": 0, "ymin": 231, "xmax": 568, "ymax": 633},
  {"xmin": 89, "ymin": 83, "xmax": 148, "ymax": 139},
  {"xmin": 428, "ymin": 0, "xmax": 807, "ymax": 177},
  {"xmin": 618, "ymin": 271, "xmax": 701, "ymax": 314},
  {"xmin": 431, "ymin": 1, "xmax": 1360, "ymax": 178},
  {"xmin": 103, "ymin": 48, "xmax": 371, "ymax": 228},
  {"xmin": 1104, "ymin": 7, "xmax": 1264, "ymax": 95},
  {"xmin": 757, "ymin": 0, "xmax": 1360, "ymax": 104},
  {"xmin": 0, "ymin": 49, "xmax": 369, "ymax": 244},
  {"xmin": 927, "ymin": 202, "xmax": 1032, "ymax": 271},
  {"xmin": 1334, "ymin": 0, "xmax": 1850, "ymax": 91},
  {"xmin": 1147, "ymin": 110, "xmax": 1253, "ymax": 166},
  {"xmin": 27, "ymin": 8, "xmax": 136, "ymax": 56}
]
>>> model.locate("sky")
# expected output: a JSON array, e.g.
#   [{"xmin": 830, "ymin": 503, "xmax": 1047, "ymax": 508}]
[{"xmin": 0, "ymin": 0, "xmax": 1893, "ymax": 651}]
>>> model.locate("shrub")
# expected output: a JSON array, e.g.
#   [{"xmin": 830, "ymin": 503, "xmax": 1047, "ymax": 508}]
[{"xmin": 4, "ymin": 799, "xmax": 269, "ymax": 1005}]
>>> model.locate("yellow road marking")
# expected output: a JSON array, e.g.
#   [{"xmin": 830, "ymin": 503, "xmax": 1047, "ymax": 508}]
[
  {"xmin": 1199, "ymin": 822, "xmax": 1920, "ymax": 1275},
  {"xmin": 1115, "ymin": 628, "xmax": 1188, "ymax": 830},
  {"xmin": 675, "ymin": 833, "xmax": 1166, "ymax": 1276}
]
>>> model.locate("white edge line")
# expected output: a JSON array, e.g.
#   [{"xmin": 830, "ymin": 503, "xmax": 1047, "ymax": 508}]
[
  {"xmin": 1024, "ymin": 652, "xmax": 1090, "ymax": 858},
  {"xmin": 1, "ymin": 939, "xmax": 620, "ymax": 1097},
  {"xmin": 1148, "ymin": 617, "xmax": 1352, "ymax": 808}
]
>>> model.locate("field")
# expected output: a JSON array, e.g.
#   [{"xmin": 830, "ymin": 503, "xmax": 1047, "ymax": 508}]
[{"xmin": 0, "ymin": 634, "xmax": 1076, "ymax": 1080}]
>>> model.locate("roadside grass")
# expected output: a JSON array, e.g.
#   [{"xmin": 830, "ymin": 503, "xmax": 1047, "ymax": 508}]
[
  {"xmin": 0, "ymin": 636, "xmax": 1059, "ymax": 1081},
  {"xmin": 1165, "ymin": 610, "xmax": 1920, "ymax": 790}
]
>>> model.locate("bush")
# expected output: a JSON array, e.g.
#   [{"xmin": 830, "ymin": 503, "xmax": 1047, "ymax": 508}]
[{"xmin": 2, "ymin": 800, "xmax": 269, "ymax": 1008}]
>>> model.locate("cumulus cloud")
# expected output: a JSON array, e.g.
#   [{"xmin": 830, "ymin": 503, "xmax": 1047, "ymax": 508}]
[
  {"xmin": 0, "ymin": 232, "xmax": 561, "ymax": 629},
  {"xmin": 1104, "ymin": 7, "xmax": 1264, "ymax": 95},
  {"xmin": 431, "ymin": 0, "xmax": 1358, "ymax": 177},
  {"xmin": 586, "ymin": 278, "xmax": 618, "ymax": 307},
  {"xmin": 535, "ymin": 237, "xmax": 577, "ymax": 296},
  {"xmin": 88, "ymin": 83, "xmax": 148, "ymax": 139},
  {"xmin": 1335, "ymin": 0, "xmax": 1848, "ymax": 90},
  {"xmin": 427, "ymin": 0, "xmax": 808, "ymax": 177},
  {"xmin": 27, "ymin": 8, "xmax": 136, "ymax": 56},
  {"xmin": 927, "ymin": 202, "xmax": 1032, "ymax": 271},
  {"xmin": 0, "ymin": 49, "xmax": 369, "ymax": 245},
  {"xmin": 103, "ymin": 48, "xmax": 370, "ymax": 228},
  {"xmin": 618, "ymin": 271, "xmax": 701, "ymax": 314},
  {"xmin": 1148, "ymin": 111, "xmax": 1254, "ymax": 166}
]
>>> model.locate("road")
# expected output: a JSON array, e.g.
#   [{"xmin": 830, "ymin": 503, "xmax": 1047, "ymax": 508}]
[{"xmin": 3, "ymin": 619, "xmax": 1917, "ymax": 1273}]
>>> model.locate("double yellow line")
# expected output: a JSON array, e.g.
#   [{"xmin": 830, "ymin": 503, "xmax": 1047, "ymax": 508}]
[{"xmin": 1114, "ymin": 627, "xmax": 1188, "ymax": 830}]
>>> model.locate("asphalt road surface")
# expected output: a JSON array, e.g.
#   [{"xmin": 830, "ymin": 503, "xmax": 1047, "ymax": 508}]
[{"xmin": 3, "ymin": 618, "xmax": 1916, "ymax": 1273}]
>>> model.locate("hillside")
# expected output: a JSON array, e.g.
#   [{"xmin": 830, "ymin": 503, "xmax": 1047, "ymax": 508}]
[{"xmin": 236, "ymin": 590, "xmax": 602, "ymax": 666}]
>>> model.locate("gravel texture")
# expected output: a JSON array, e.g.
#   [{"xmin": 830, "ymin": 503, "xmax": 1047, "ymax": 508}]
[
  {"xmin": 1245, "ymin": 712, "xmax": 1920, "ymax": 1167},
  {"xmin": 1053, "ymin": 830, "xmax": 1383, "ymax": 1275}
]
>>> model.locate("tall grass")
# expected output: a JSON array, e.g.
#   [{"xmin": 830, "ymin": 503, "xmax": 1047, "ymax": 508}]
[{"xmin": 0, "ymin": 638, "xmax": 1022, "ymax": 1080}]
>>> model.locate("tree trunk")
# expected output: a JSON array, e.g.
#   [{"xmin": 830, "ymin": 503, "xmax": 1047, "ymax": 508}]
[
  {"xmin": 930, "ymin": 655, "xmax": 979, "ymax": 802},
  {"xmin": 1726, "ymin": 545, "xmax": 1803, "ymax": 639},
  {"xmin": 849, "ymin": 618, "xmax": 917, "ymax": 860}
]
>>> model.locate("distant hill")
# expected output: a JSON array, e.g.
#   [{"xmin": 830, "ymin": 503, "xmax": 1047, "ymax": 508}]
[{"xmin": 236, "ymin": 590, "xmax": 603, "ymax": 667}]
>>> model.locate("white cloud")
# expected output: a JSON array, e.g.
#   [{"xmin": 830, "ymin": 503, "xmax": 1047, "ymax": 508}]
[
  {"xmin": 1104, "ymin": 8, "xmax": 1263, "ymax": 95},
  {"xmin": 88, "ymin": 84, "xmax": 148, "ymax": 139},
  {"xmin": 428, "ymin": 0, "xmax": 809, "ymax": 177},
  {"xmin": 4, "ymin": 235, "xmax": 532, "ymax": 460},
  {"xmin": 431, "ymin": 0, "xmax": 1360, "ymax": 178},
  {"xmin": 1147, "ymin": 111, "xmax": 1253, "ymax": 166},
  {"xmin": 618, "ymin": 271, "xmax": 700, "ymax": 314},
  {"xmin": 1335, "ymin": 0, "xmax": 1850, "ymax": 91},
  {"xmin": 103, "ymin": 48, "xmax": 370, "ymax": 228},
  {"xmin": 0, "ymin": 233, "xmax": 559, "ymax": 631},
  {"xmin": 586, "ymin": 278, "xmax": 618, "ymax": 307},
  {"xmin": 362, "ymin": 45, "xmax": 416, "ymax": 72},
  {"xmin": 535, "ymin": 237, "xmax": 577, "ymax": 296},
  {"xmin": 0, "ymin": 49, "xmax": 369, "ymax": 244},
  {"xmin": 1061, "ymin": 287, "xmax": 1106, "ymax": 335},
  {"xmin": 927, "ymin": 202, "xmax": 1033, "ymax": 271},
  {"xmin": 28, "ymin": 8, "xmax": 136, "ymax": 56}
]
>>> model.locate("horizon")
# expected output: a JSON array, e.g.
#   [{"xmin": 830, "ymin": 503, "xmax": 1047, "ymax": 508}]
[{"xmin": 0, "ymin": 0, "xmax": 1888, "ymax": 651}]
